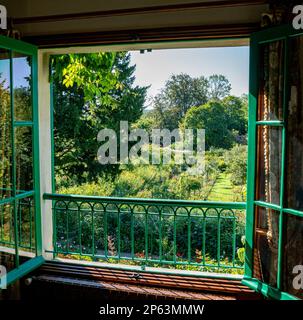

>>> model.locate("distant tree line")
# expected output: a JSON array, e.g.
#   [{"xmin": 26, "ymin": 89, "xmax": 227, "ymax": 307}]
[{"xmin": 134, "ymin": 73, "xmax": 248, "ymax": 150}]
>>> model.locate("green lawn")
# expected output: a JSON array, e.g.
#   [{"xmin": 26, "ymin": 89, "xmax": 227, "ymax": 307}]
[{"xmin": 207, "ymin": 172, "xmax": 237, "ymax": 202}]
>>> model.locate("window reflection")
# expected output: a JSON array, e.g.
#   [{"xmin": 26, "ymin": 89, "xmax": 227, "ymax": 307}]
[
  {"xmin": 13, "ymin": 53, "xmax": 32, "ymax": 121},
  {"xmin": 0, "ymin": 50, "xmax": 12, "ymax": 200},
  {"xmin": 15, "ymin": 127, "xmax": 33, "ymax": 193},
  {"xmin": 17, "ymin": 197, "xmax": 36, "ymax": 256}
]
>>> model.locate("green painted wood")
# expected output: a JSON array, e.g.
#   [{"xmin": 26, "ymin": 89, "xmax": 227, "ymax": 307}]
[
  {"xmin": 0, "ymin": 35, "xmax": 43, "ymax": 286},
  {"xmin": 5, "ymin": 256, "xmax": 45, "ymax": 287},
  {"xmin": 244, "ymin": 31, "xmax": 259, "ymax": 279},
  {"xmin": 242, "ymin": 278, "xmax": 299, "ymax": 301},
  {"xmin": 244, "ymin": 24, "xmax": 303, "ymax": 300}
]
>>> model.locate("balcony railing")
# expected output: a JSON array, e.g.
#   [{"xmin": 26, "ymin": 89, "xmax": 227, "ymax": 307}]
[{"xmin": 44, "ymin": 194, "xmax": 246, "ymax": 273}]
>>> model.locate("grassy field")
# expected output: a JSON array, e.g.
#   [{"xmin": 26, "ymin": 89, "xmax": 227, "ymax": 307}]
[{"xmin": 207, "ymin": 172, "xmax": 245, "ymax": 202}]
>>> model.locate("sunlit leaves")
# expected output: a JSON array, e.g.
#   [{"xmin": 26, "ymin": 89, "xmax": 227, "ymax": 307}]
[{"xmin": 52, "ymin": 52, "xmax": 120, "ymax": 103}]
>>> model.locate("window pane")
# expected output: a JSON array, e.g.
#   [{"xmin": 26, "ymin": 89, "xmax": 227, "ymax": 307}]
[
  {"xmin": 258, "ymin": 41, "xmax": 284, "ymax": 121},
  {"xmin": 17, "ymin": 197, "xmax": 36, "ymax": 257},
  {"xmin": 0, "ymin": 49, "xmax": 12, "ymax": 200},
  {"xmin": 286, "ymin": 36, "xmax": 303, "ymax": 211},
  {"xmin": 15, "ymin": 127, "xmax": 33, "ymax": 193},
  {"xmin": 13, "ymin": 53, "xmax": 32, "ymax": 121},
  {"xmin": 283, "ymin": 214, "xmax": 303, "ymax": 299},
  {"xmin": 253, "ymin": 206, "xmax": 279, "ymax": 287},
  {"xmin": 0, "ymin": 203, "xmax": 16, "ymax": 272},
  {"xmin": 256, "ymin": 126, "xmax": 282, "ymax": 205}
]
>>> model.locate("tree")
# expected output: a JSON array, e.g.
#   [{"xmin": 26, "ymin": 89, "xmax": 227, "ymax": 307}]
[
  {"xmin": 52, "ymin": 53, "xmax": 119, "ymax": 103},
  {"xmin": 149, "ymin": 73, "xmax": 209, "ymax": 130},
  {"xmin": 164, "ymin": 73, "xmax": 209, "ymax": 117},
  {"xmin": 208, "ymin": 74, "xmax": 231, "ymax": 100},
  {"xmin": 142, "ymin": 73, "xmax": 232, "ymax": 131},
  {"xmin": 224, "ymin": 145, "xmax": 247, "ymax": 186},
  {"xmin": 184, "ymin": 101, "xmax": 234, "ymax": 150},
  {"xmin": 52, "ymin": 52, "xmax": 148, "ymax": 186},
  {"xmin": 222, "ymin": 95, "xmax": 248, "ymax": 136}
]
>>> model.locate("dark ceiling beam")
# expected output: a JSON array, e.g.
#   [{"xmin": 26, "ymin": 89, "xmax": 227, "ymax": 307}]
[
  {"xmin": 23, "ymin": 23, "xmax": 259, "ymax": 48},
  {"xmin": 13, "ymin": 0, "xmax": 268, "ymax": 25}
]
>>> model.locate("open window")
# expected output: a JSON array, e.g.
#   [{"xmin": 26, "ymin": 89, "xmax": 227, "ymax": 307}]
[
  {"xmin": 0, "ymin": 36, "xmax": 43, "ymax": 288},
  {"xmin": 1, "ymin": 23, "xmax": 303, "ymax": 302},
  {"xmin": 243, "ymin": 25, "xmax": 303, "ymax": 300}
]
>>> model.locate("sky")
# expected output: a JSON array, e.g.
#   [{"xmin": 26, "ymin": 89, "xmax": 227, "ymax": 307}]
[
  {"xmin": 0, "ymin": 56, "xmax": 30, "ymax": 89},
  {"xmin": 1, "ymin": 47, "xmax": 249, "ymax": 99},
  {"xmin": 130, "ymin": 46, "xmax": 249, "ymax": 106}
]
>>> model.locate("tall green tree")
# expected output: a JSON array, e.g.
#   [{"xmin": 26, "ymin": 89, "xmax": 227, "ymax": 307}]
[
  {"xmin": 184, "ymin": 101, "xmax": 234, "ymax": 150},
  {"xmin": 52, "ymin": 52, "xmax": 148, "ymax": 186}
]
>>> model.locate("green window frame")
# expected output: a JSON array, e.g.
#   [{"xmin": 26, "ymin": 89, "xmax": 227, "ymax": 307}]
[
  {"xmin": 0, "ymin": 35, "xmax": 44, "ymax": 287},
  {"xmin": 243, "ymin": 25, "xmax": 303, "ymax": 300}
]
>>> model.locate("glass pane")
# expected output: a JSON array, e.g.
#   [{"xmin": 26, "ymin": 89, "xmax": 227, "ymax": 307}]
[
  {"xmin": 285, "ymin": 36, "xmax": 303, "ymax": 211},
  {"xmin": 0, "ymin": 49, "xmax": 13, "ymax": 200},
  {"xmin": 253, "ymin": 206, "xmax": 279, "ymax": 287},
  {"xmin": 256, "ymin": 126, "xmax": 282, "ymax": 205},
  {"xmin": 13, "ymin": 53, "xmax": 32, "ymax": 121},
  {"xmin": 17, "ymin": 197, "xmax": 36, "ymax": 258},
  {"xmin": 15, "ymin": 127, "xmax": 33, "ymax": 193},
  {"xmin": 258, "ymin": 41, "xmax": 284, "ymax": 121},
  {"xmin": 283, "ymin": 214, "xmax": 303, "ymax": 299},
  {"xmin": 0, "ymin": 203, "xmax": 16, "ymax": 273}
]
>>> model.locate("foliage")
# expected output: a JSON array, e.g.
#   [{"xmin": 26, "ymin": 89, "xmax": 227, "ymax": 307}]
[
  {"xmin": 58, "ymin": 147, "xmax": 246, "ymax": 203},
  {"xmin": 52, "ymin": 57, "xmax": 248, "ymax": 275},
  {"xmin": 52, "ymin": 52, "xmax": 148, "ymax": 186},
  {"xmin": 59, "ymin": 179, "xmax": 115, "ymax": 197},
  {"xmin": 222, "ymin": 95, "xmax": 247, "ymax": 141},
  {"xmin": 224, "ymin": 145, "xmax": 248, "ymax": 186},
  {"xmin": 163, "ymin": 73, "xmax": 209, "ymax": 118},
  {"xmin": 184, "ymin": 101, "xmax": 234, "ymax": 149},
  {"xmin": 0, "ymin": 78, "xmax": 11, "ymax": 198},
  {"xmin": 208, "ymin": 74, "xmax": 231, "ymax": 100},
  {"xmin": 138, "ymin": 73, "xmax": 232, "ymax": 131},
  {"xmin": 237, "ymin": 236, "xmax": 246, "ymax": 264},
  {"xmin": 183, "ymin": 95, "xmax": 248, "ymax": 150},
  {"xmin": 52, "ymin": 53, "xmax": 119, "ymax": 103}
]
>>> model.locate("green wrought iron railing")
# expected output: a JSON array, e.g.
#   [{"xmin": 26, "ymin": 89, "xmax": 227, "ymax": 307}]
[{"xmin": 44, "ymin": 193, "xmax": 246, "ymax": 273}]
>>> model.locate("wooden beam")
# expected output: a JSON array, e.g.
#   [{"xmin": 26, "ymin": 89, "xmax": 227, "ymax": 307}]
[
  {"xmin": 24, "ymin": 23, "xmax": 259, "ymax": 48},
  {"xmin": 13, "ymin": 0, "xmax": 268, "ymax": 25}
]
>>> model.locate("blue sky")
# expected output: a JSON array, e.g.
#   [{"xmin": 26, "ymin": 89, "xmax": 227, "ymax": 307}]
[
  {"xmin": 1, "ymin": 47, "xmax": 249, "ymax": 99},
  {"xmin": 130, "ymin": 46, "xmax": 249, "ymax": 103},
  {"xmin": 0, "ymin": 57, "xmax": 30, "ymax": 88}
]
